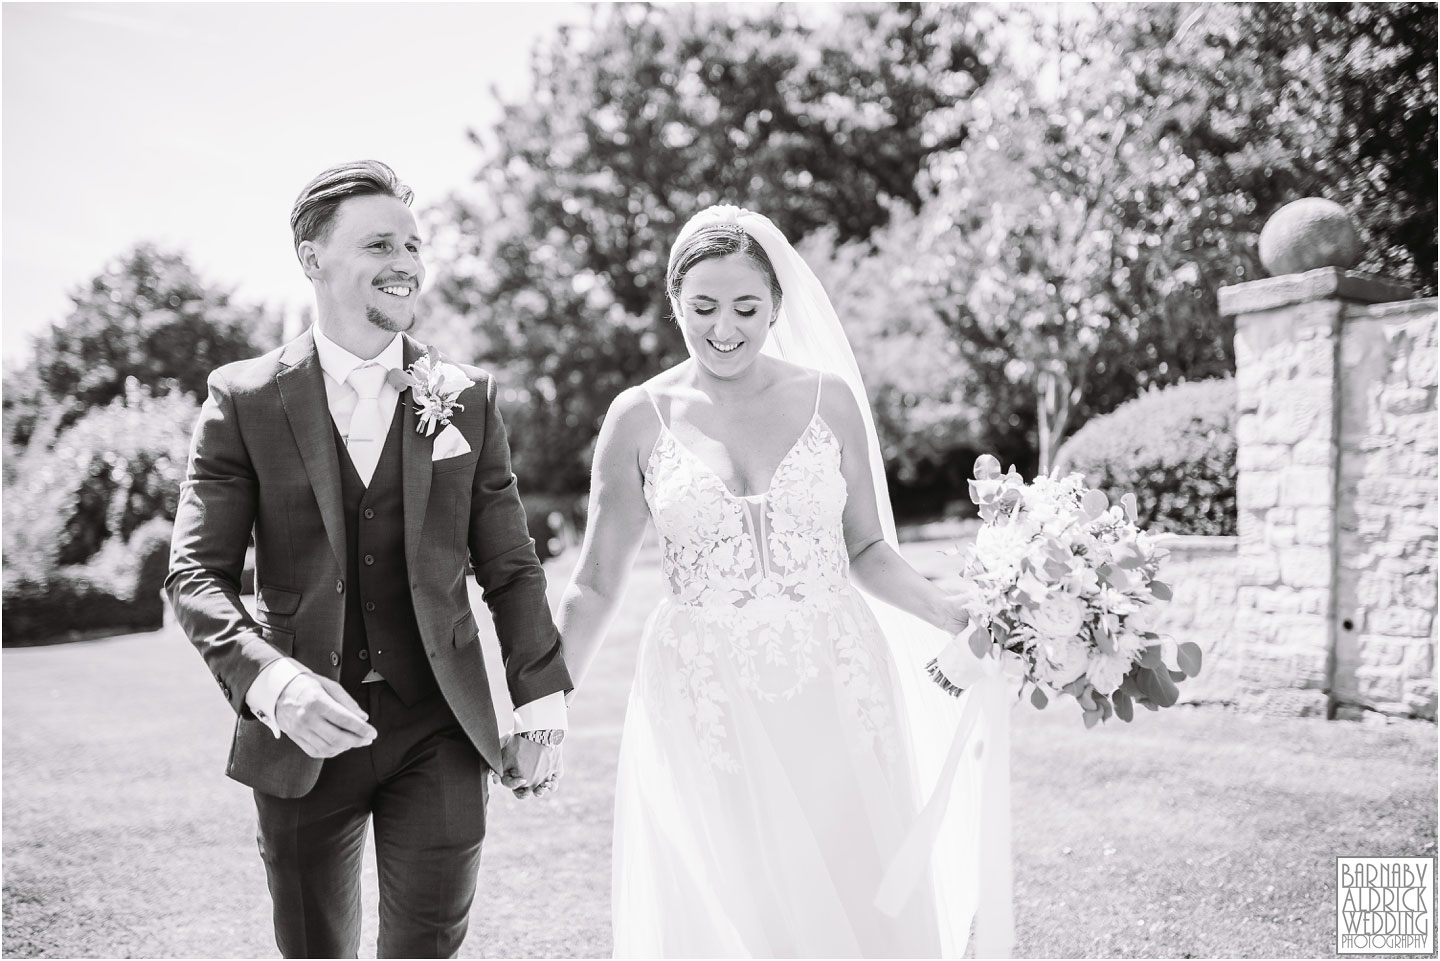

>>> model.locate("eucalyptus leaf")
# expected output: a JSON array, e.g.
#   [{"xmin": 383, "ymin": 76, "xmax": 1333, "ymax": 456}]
[
  {"xmin": 973, "ymin": 453, "xmax": 1002, "ymax": 481},
  {"xmin": 1113, "ymin": 688, "xmax": 1135, "ymax": 722},
  {"xmin": 1115, "ymin": 542, "xmax": 1147, "ymax": 570},
  {"xmin": 1177, "ymin": 641, "xmax": 1203, "ymax": 677},
  {"xmin": 1031, "ymin": 686, "xmax": 1049, "ymax": 710},
  {"xmin": 1154, "ymin": 668, "xmax": 1179, "ymax": 707},
  {"xmin": 1081, "ymin": 488, "xmax": 1108, "ymax": 520},
  {"xmin": 1139, "ymin": 645, "xmax": 1165, "ymax": 670},
  {"xmin": 1150, "ymin": 580, "xmax": 1174, "ymax": 601},
  {"xmin": 1083, "ymin": 710, "xmax": 1100, "ymax": 729},
  {"xmin": 969, "ymin": 628, "xmax": 991, "ymax": 658}
]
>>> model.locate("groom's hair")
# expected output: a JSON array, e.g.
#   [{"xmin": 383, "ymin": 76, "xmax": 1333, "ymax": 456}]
[{"xmin": 290, "ymin": 160, "xmax": 414, "ymax": 258}]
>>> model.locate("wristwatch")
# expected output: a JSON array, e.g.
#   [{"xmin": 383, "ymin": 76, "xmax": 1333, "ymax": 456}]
[{"xmin": 516, "ymin": 729, "xmax": 565, "ymax": 746}]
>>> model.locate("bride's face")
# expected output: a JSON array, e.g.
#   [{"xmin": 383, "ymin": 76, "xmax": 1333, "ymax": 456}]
[{"xmin": 674, "ymin": 253, "xmax": 777, "ymax": 379}]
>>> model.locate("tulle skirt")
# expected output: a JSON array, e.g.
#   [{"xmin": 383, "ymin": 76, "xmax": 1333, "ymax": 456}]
[{"xmin": 611, "ymin": 590, "xmax": 979, "ymax": 958}]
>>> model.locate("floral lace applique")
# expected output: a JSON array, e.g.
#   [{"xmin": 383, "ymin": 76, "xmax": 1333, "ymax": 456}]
[{"xmin": 642, "ymin": 410, "xmax": 898, "ymax": 769}]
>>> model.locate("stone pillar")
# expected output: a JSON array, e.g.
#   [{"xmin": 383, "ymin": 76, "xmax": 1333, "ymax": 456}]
[
  {"xmin": 1334, "ymin": 298, "xmax": 1438, "ymax": 718},
  {"xmin": 1218, "ymin": 199, "xmax": 1416, "ymax": 716}
]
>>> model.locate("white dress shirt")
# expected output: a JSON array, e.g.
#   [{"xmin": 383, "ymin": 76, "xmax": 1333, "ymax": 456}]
[{"xmin": 246, "ymin": 326, "xmax": 566, "ymax": 739}]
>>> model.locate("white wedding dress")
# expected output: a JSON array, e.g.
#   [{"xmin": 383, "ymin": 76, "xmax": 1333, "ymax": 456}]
[{"xmin": 611, "ymin": 382, "xmax": 965, "ymax": 958}]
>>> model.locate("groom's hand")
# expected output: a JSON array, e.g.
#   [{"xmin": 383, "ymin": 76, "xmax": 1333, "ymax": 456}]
[
  {"xmin": 275, "ymin": 673, "xmax": 377, "ymax": 758},
  {"xmin": 498, "ymin": 735, "xmax": 563, "ymax": 799}
]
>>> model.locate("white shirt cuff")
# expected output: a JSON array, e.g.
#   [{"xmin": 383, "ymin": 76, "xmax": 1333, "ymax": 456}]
[
  {"xmin": 512, "ymin": 691, "xmax": 568, "ymax": 734},
  {"xmin": 245, "ymin": 657, "xmax": 307, "ymax": 738}
]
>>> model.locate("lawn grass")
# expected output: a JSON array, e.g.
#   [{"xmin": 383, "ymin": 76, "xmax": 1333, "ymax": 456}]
[{"xmin": 3, "ymin": 537, "xmax": 1435, "ymax": 959}]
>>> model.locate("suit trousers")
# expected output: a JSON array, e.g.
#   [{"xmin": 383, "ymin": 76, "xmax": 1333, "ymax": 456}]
[{"xmin": 253, "ymin": 682, "xmax": 489, "ymax": 959}]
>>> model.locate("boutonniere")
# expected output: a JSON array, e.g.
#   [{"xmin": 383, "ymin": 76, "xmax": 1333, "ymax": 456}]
[{"xmin": 393, "ymin": 346, "xmax": 475, "ymax": 437}]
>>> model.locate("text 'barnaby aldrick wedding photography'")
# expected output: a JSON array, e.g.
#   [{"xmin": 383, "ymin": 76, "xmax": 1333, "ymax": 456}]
[{"xmin": 1337, "ymin": 857, "xmax": 1435, "ymax": 956}]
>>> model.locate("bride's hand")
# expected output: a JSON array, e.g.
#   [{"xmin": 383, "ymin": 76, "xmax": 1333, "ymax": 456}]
[{"xmin": 936, "ymin": 594, "xmax": 974, "ymax": 636}]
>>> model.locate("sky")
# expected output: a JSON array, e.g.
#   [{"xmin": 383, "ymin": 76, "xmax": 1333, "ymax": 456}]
[{"xmin": 2, "ymin": 1, "xmax": 589, "ymax": 360}]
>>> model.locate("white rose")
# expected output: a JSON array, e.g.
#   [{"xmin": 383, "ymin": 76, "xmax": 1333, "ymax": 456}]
[
  {"xmin": 1025, "ymin": 593, "xmax": 1087, "ymax": 641},
  {"xmin": 975, "ymin": 523, "xmax": 1030, "ymax": 571},
  {"xmin": 1086, "ymin": 650, "xmax": 1134, "ymax": 696},
  {"xmin": 435, "ymin": 362, "xmax": 475, "ymax": 396},
  {"xmin": 1034, "ymin": 635, "xmax": 1090, "ymax": 687}
]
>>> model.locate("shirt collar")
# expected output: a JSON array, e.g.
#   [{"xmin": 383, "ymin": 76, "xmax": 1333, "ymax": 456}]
[{"xmin": 311, "ymin": 325, "xmax": 405, "ymax": 385}]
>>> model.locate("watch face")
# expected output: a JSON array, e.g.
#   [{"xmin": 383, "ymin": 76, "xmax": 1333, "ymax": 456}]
[{"xmin": 550, "ymin": 730, "xmax": 565, "ymax": 745}]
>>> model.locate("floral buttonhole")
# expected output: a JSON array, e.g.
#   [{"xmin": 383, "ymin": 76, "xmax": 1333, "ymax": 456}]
[{"xmin": 391, "ymin": 346, "xmax": 476, "ymax": 437}]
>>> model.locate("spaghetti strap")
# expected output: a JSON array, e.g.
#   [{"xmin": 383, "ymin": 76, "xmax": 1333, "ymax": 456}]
[
  {"xmin": 643, "ymin": 387, "xmax": 668, "ymax": 428},
  {"xmin": 812, "ymin": 372, "xmax": 824, "ymax": 420}
]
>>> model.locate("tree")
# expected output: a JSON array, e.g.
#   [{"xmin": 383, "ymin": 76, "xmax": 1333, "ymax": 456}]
[
  {"xmin": 5, "ymin": 243, "xmax": 282, "ymax": 449},
  {"xmin": 892, "ymin": 9, "xmax": 1235, "ymax": 475},
  {"xmin": 871, "ymin": 1, "xmax": 1434, "ymax": 476},
  {"xmin": 426, "ymin": 1, "xmax": 995, "ymax": 493},
  {"xmin": 1117, "ymin": 2, "xmax": 1437, "ymax": 293}
]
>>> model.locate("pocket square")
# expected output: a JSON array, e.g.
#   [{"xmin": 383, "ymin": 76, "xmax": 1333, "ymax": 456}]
[{"xmin": 432, "ymin": 424, "xmax": 472, "ymax": 460}]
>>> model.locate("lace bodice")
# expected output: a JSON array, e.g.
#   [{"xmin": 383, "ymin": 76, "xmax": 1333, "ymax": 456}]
[
  {"xmin": 636, "ymin": 380, "xmax": 897, "ymax": 768},
  {"xmin": 642, "ymin": 403, "xmax": 850, "ymax": 611}
]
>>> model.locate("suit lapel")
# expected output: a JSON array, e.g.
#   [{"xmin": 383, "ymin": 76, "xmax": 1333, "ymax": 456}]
[
  {"xmin": 276, "ymin": 333, "xmax": 347, "ymax": 571},
  {"xmin": 400, "ymin": 335, "xmax": 434, "ymax": 573}
]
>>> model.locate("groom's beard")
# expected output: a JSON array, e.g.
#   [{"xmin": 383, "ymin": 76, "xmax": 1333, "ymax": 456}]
[{"xmin": 366, "ymin": 305, "xmax": 415, "ymax": 334}]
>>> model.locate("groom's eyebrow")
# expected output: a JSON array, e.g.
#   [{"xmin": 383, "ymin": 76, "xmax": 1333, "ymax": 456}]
[{"xmin": 365, "ymin": 229, "xmax": 424, "ymax": 245}]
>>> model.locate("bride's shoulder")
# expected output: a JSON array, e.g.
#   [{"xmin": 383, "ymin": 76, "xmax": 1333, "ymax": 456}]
[
  {"xmin": 815, "ymin": 371, "xmax": 866, "ymax": 440},
  {"xmin": 604, "ymin": 384, "xmax": 660, "ymax": 432}
]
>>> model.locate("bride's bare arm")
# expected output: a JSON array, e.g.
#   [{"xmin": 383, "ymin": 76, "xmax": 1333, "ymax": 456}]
[
  {"xmin": 556, "ymin": 387, "xmax": 657, "ymax": 695},
  {"xmin": 822, "ymin": 373, "xmax": 968, "ymax": 635}
]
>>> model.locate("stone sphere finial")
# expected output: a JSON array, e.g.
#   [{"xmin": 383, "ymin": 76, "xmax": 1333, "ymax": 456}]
[{"xmin": 1258, "ymin": 198, "xmax": 1362, "ymax": 276}]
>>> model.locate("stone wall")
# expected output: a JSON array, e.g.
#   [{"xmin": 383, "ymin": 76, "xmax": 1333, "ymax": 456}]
[
  {"xmin": 1148, "ymin": 534, "xmax": 1241, "ymax": 706},
  {"xmin": 1334, "ymin": 298, "xmax": 1438, "ymax": 717},
  {"xmin": 1220, "ymin": 267, "xmax": 1437, "ymax": 719}
]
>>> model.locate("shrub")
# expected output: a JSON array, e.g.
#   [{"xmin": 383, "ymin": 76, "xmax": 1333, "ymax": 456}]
[
  {"xmin": 2, "ymin": 518, "xmax": 173, "ymax": 645},
  {"xmin": 1056, "ymin": 378, "xmax": 1236, "ymax": 536},
  {"xmin": 2, "ymin": 385, "xmax": 198, "ymax": 644}
]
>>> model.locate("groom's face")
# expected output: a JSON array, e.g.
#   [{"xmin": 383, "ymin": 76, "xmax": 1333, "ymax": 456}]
[{"xmin": 302, "ymin": 194, "xmax": 426, "ymax": 335}]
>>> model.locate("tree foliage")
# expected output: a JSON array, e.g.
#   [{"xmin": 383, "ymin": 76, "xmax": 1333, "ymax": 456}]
[
  {"xmin": 858, "ymin": 1, "xmax": 1434, "ymax": 477},
  {"xmin": 5, "ymin": 243, "xmax": 281, "ymax": 449},
  {"xmin": 420, "ymin": 0, "xmax": 1434, "ymax": 497},
  {"xmin": 426, "ymin": 1, "xmax": 993, "ymax": 493},
  {"xmin": 1123, "ymin": 2, "xmax": 1437, "ymax": 294}
]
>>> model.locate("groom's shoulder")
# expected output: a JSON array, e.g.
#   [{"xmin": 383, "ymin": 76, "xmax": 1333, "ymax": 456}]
[{"xmin": 206, "ymin": 341, "xmax": 291, "ymax": 396}]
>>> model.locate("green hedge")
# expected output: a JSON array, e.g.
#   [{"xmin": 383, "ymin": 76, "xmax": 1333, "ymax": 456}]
[{"xmin": 1056, "ymin": 378, "xmax": 1236, "ymax": 536}]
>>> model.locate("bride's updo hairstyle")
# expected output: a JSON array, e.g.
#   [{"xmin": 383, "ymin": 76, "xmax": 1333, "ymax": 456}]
[{"xmin": 666, "ymin": 220, "xmax": 784, "ymax": 324}]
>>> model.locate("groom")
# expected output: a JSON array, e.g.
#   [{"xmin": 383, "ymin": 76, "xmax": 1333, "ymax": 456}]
[{"xmin": 167, "ymin": 160, "xmax": 572, "ymax": 958}]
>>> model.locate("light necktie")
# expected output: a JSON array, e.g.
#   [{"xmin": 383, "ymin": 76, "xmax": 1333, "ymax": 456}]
[{"xmin": 345, "ymin": 364, "xmax": 390, "ymax": 486}]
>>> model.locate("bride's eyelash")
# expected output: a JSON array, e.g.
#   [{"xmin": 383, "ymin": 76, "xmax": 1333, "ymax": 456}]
[{"xmin": 691, "ymin": 307, "xmax": 757, "ymax": 317}]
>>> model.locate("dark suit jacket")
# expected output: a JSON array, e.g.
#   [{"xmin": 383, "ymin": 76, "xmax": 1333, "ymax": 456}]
[{"xmin": 166, "ymin": 330, "xmax": 571, "ymax": 798}]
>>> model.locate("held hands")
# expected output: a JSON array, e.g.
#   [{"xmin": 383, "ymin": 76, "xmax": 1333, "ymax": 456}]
[
  {"xmin": 497, "ymin": 733, "xmax": 563, "ymax": 800},
  {"xmin": 275, "ymin": 673, "xmax": 377, "ymax": 759}
]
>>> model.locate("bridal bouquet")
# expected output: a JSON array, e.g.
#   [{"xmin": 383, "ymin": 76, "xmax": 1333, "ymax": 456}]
[{"xmin": 929, "ymin": 454, "xmax": 1201, "ymax": 727}]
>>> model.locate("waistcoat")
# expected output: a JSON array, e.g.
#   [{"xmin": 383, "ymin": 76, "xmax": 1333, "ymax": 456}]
[{"xmin": 332, "ymin": 408, "xmax": 438, "ymax": 705}]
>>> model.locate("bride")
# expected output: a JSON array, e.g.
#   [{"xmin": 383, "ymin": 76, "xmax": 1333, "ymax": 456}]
[{"xmin": 556, "ymin": 206, "xmax": 1012, "ymax": 958}]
